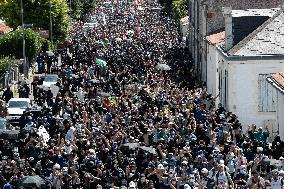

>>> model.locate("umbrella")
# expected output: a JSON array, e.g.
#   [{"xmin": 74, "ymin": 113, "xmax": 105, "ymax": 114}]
[
  {"xmin": 19, "ymin": 175, "xmax": 46, "ymax": 188},
  {"xmin": 121, "ymin": 143, "xmax": 139, "ymax": 150},
  {"xmin": 96, "ymin": 58, "xmax": 108, "ymax": 68},
  {"xmin": 139, "ymin": 146, "xmax": 157, "ymax": 155},
  {"xmin": 45, "ymin": 51, "xmax": 54, "ymax": 57},
  {"xmin": 97, "ymin": 91, "xmax": 111, "ymax": 97},
  {"xmin": 155, "ymin": 63, "xmax": 171, "ymax": 71}
]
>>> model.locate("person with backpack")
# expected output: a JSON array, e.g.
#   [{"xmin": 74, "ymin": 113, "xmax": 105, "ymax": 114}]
[{"xmin": 215, "ymin": 164, "xmax": 234, "ymax": 189}]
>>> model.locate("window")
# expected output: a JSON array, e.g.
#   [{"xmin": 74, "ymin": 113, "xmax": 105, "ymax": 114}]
[{"xmin": 258, "ymin": 74, "xmax": 277, "ymax": 112}]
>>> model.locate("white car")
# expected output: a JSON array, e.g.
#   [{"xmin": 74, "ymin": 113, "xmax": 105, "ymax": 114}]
[
  {"xmin": 42, "ymin": 74, "xmax": 59, "ymax": 88},
  {"xmin": 6, "ymin": 98, "xmax": 31, "ymax": 123}
]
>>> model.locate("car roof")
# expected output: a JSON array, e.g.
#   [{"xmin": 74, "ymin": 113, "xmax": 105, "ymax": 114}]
[
  {"xmin": 8, "ymin": 98, "xmax": 31, "ymax": 102},
  {"xmin": 45, "ymin": 74, "xmax": 58, "ymax": 77}
]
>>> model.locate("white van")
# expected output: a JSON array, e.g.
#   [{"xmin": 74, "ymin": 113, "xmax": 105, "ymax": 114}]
[{"xmin": 6, "ymin": 98, "xmax": 31, "ymax": 123}]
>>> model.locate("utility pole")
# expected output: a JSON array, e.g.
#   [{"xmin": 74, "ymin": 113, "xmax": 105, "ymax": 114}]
[
  {"xmin": 21, "ymin": 0, "xmax": 28, "ymax": 78},
  {"xmin": 49, "ymin": 1, "xmax": 53, "ymax": 48}
]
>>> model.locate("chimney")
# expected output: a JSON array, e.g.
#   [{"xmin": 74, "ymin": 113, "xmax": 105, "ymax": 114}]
[{"xmin": 222, "ymin": 7, "xmax": 233, "ymax": 51}]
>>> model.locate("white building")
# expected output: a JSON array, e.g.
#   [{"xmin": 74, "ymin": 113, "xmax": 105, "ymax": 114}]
[
  {"xmin": 206, "ymin": 6, "xmax": 284, "ymax": 137},
  {"xmin": 205, "ymin": 31, "xmax": 225, "ymax": 101},
  {"xmin": 188, "ymin": 0, "xmax": 284, "ymax": 81},
  {"xmin": 267, "ymin": 72, "xmax": 284, "ymax": 140}
]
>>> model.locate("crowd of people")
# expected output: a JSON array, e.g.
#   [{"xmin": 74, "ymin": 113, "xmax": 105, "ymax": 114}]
[{"xmin": 1, "ymin": 0, "xmax": 284, "ymax": 188}]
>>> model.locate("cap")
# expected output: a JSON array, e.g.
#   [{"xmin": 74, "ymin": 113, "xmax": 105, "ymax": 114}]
[
  {"xmin": 184, "ymin": 184, "xmax": 190, "ymax": 189},
  {"xmin": 89, "ymin": 149, "xmax": 96, "ymax": 155},
  {"xmin": 53, "ymin": 163, "xmax": 60, "ymax": 170},
  {"xmin": 201, "ymin": 168, "xmax": 208, "ymax": 174},
  {"xmin": 129, "ymin": 181, "xmax": 136, "ymax": 188},
  {"xmin": 181, "ymin": 160, "xmax": 188, "ymax": 165},
  {"xmin": 157, "ymin": 163, "xmax": 164, "ymax": 169}
]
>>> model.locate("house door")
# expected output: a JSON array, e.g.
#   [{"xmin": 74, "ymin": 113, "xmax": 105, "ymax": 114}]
[{"xmin": 264, "ymin": 119, "xmax": 278, "ymax": 142}]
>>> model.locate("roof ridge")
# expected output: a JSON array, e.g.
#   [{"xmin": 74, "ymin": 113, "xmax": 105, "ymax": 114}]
[
  {"xmin": 279, "ymin": 72, "xmax": 284, "ymax": 78},
  {"xmin": 228, "ymin": 6, "xmax": 284, "ymax": 56}
]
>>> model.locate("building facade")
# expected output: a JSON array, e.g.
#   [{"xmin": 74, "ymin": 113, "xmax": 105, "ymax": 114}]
[
  {"xmin": 206, "ymin": 7, "xmax": 284, "ymax": 137},
  {"xmin": 188, "ymin": 0, "xmax": 284, "ymax": 82},
  {"xmin": 267, "ymin": 72, "xmax": 284, "ymax": 141}
]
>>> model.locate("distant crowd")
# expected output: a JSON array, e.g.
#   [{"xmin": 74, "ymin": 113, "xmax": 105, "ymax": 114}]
[{"xmin": 0, "ymin": 0, "xmax": 284, "ymax": 189}]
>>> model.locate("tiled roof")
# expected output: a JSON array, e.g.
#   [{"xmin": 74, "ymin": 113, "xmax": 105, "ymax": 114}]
[
  {"xmin": 0, "ymin": 23, "xmax": 12, "ymax": 33},
  {"xmin": 206, "ymin": 31, "xmax": 225, "ymax": 45},
  {"xmin": 272, "ymin": 72, "xmax": 284, "ymax": 89},
  {"xmin": 228, "ymin": 8, "xmax": 284, "ymax": 56}
]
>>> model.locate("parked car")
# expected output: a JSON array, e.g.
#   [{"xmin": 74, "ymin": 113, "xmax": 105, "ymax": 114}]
[
  {"xmin": 42, "ymin": 74, "xmax": 59, "ymax": 87},
  {"xmin": 0, "ymin": 118, "xmax": 19, "ymax": 139},
  {"xmin": 6, "ymin": 98, "xmax": 31, "ymax": 124}
]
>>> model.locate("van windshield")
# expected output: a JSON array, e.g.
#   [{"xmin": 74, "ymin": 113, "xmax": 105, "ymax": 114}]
[{"xmin": 8, "ymin": 101, "xmax": 29, "ymax": 108}]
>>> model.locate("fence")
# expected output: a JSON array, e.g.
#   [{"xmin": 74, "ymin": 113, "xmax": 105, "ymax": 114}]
[{"xmin": 0, "ymin": 60, "xmax": 21, "ymax": 94}]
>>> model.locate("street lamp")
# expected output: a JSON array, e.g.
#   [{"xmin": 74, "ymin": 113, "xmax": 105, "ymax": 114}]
[
  {"xmin": 20, "ymin": 0, "xmax": 28, "ymax": 79},
  {"xmin": 49, "ymin": 1, "xmax": 53, "ymax": 48}
]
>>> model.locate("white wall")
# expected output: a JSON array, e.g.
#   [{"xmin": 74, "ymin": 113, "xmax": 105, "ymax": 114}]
[
  {"xmin": 221, "ymin": 59, "xmax": 284, "ymax": 132},
  {"xmin": 206, "ymin": 44, "xmax": 218, "ymax": 97},
  {"xmin": 277, "ymin": 91, "xmax": 284, "ymax": 141}
]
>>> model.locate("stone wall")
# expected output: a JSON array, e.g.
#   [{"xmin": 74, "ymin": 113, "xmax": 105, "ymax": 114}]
[{"xmin": 205, "ymin": 0, "xmax": 284, "ymax": 34}]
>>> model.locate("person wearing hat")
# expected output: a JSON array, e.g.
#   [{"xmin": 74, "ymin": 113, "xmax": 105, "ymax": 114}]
[
  {"xmin": 215, "ymin": 165, "xmax": 234, "ymax": 188},
  {"xmin": 128, "ymin": 181, "xmax": 136, "ymax": 189},
  {"xmin": 197, "ymin": 168, "xmax": 211, "ymax": 188}
]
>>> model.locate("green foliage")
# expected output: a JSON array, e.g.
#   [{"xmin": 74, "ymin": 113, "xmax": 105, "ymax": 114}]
[
  {"xmin": 0, "ymin": 56, "xmax": 17, "ymax": 74},
  {"xmin": 172, "ymin": 0, "xmax": 188, "ymax": 21},
  {"xmin": 70, "ymin": 0, "xmax": 96, "ymax": 20},
  {"xmin": 159, "ymin": 0, "xmax": 188, "ymax": 22},
  {"xmin": 0, "ymin": 0, "xmax": 69, "ymax": 44},
  {"xmin": 0, "ymin": 29, "xmax": 51, "ymax": 61}
]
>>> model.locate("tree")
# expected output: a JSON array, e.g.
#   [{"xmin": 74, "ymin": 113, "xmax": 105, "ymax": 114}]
[
  {"xmin": 172, "ymin": 0, "xmax": 188, "ymax": 22},
  {"xmin": 0, "ymin": 29, "xmax": 51, "ymax": 61},
  {"xmin": 0, "ymin": 56, "xmax": 17, "ymax": 74},
  {"xmin": 0, "ymin": 0, "xmax": 69, "ymax": 44},
  {"xmin": 70, "ymin": 0, "xmax": 96, "ymax": 21},
  {"xmin": 159, "ymin": 0, "xmax": 188, "ymax": 22}
]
